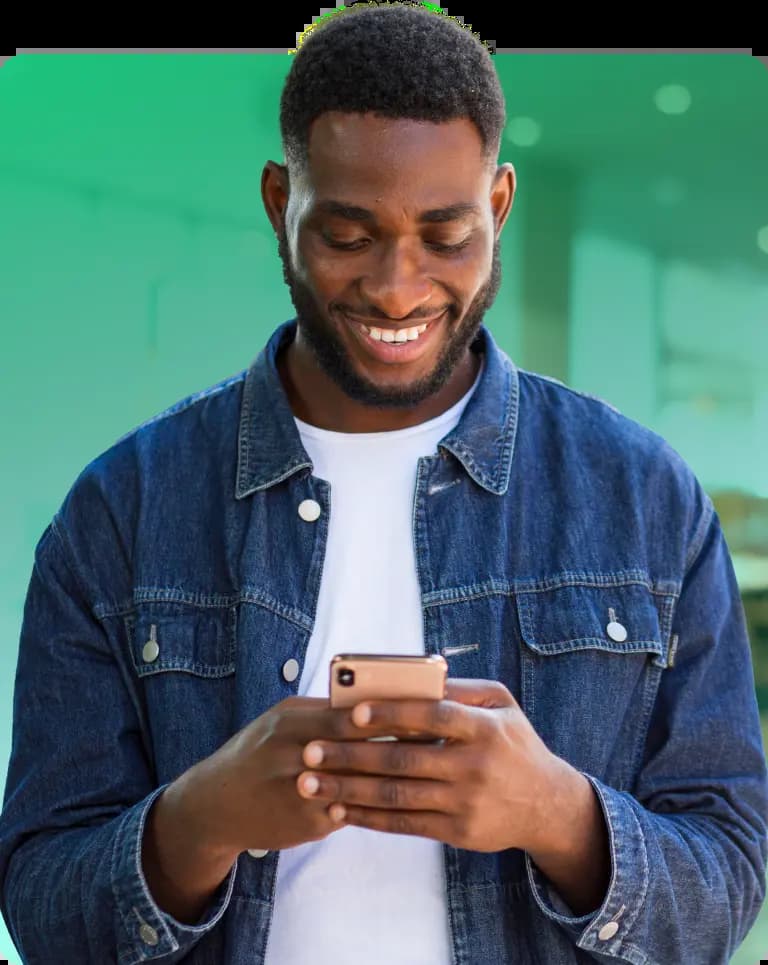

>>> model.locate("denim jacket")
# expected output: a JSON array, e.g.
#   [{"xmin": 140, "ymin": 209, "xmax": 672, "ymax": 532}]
[{"xmin": 1, "ymin": 318, "xmax": 767, "ymax": 965}]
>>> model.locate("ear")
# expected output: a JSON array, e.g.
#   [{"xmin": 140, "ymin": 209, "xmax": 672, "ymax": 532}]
[
  {"xmin": 261, "ymin": 161, "xmax": 290, "ymax": 236},
  {"xmin": 490, "ymin": 163, "xmax": 516, "ymax": 240}
]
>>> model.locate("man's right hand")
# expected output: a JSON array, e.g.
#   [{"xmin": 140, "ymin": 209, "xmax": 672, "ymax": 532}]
[
  {"xmin": 190, "ymin": 695, "xmax": 366, "ymax": 854},
  {"xmin": 141, "ymin": 695, "xmax": 365, "ymax": 924}
]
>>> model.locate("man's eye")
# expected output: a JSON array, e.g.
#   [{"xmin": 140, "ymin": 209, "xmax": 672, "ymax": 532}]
[
  {"xmin": 323, "ymin": 238, "xmax": 368, "ymax": 251},
  {"xmin": 322, "ymin": 237, "xmax": 471, "ymax": 254}
]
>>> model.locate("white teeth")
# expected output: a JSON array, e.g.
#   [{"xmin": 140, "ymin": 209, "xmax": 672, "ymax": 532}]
[
  {"xmin": 360, "ymin": 322, "xmax": 429, "ymax": 344},
  {"xmin": 361, "ymin": 322, "xmax": 430, "ymax": 344}
]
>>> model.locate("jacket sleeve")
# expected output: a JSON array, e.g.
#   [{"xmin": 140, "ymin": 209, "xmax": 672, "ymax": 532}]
[
  {"xmin": 0, "ymin": 519, "xmax": 238, "ymax": 964},
  {"xmin": 526, "ymin": 500, "xmax": 768, "ymax": 963}
]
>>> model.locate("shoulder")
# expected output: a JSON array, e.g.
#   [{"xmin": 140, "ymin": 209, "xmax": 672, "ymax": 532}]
[
  {"xmin": 516, "ymin": 368, "xmax": 715, "ymax": 571},
  {"xmin": 47, "ymin": 368, "xmax": 248, "ymax": 593}
]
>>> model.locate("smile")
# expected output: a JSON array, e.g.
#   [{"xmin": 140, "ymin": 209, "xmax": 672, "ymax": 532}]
[
  {"xmin": 356, "ymin": 321, "xmax": 431, "ymax": 343},
  {"xmin": 342, "ymin": 311, "xmax": 446, "ymax": 363}
]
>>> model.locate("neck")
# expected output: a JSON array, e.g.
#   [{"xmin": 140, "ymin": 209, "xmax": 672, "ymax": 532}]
[{"xmin": 276, "ymin": 337, "xmax": 481, "ymax": 433}]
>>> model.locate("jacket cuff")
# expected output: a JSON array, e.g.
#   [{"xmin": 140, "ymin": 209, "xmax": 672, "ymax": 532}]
[
  {"xmin": 111, "ymin": 783, "xmax": 237, "ymax": 962},
  {"xmin": 526, "ymin": 772, "xmax": 648, "ymax": 957}
]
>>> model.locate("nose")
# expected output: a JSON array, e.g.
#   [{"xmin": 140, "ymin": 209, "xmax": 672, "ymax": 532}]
[{"xmin": 357, "ymin": 238, "xmax": 434, "ymax": 321}]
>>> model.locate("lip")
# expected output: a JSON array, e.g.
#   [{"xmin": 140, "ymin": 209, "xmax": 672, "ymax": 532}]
[
  {"xmin": 344, "ymin": 313, "xmax": 445, "ymax": 330},
  {"xmin": 342, "ymin": 311, "xmax": 446, "ymax": 364}
]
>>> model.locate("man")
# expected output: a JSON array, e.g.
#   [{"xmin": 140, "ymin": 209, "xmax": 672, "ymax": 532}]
[{"xmin": 1, "ymin": 6, "xmax": 766, "ymax": 964}]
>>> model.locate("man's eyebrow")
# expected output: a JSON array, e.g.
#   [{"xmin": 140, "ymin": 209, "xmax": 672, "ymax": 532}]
[{"xmin": 314, "ymin": 200, "xmax": 481, "ymax": 224}]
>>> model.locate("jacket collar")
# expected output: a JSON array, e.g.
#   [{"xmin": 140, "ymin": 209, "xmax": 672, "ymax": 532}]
[{"xmin": 236, "ymin": 318, "xmax": 519, "ymax": 498}]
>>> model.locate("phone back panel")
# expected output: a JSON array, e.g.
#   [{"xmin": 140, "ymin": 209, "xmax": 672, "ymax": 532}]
[{"xmin": 329, "ymin": 653, "xmax": 447, "ymax": 708}]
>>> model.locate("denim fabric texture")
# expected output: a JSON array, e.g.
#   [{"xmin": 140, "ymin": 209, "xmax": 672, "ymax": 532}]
[{"xmin": 1, "ymin": 318, "xmax": 766, "ymax": 964}]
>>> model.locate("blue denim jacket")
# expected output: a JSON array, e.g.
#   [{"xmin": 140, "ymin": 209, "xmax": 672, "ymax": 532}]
[{"xmin": 2, "ymin": 318, "xmax": 767, "ymax": 964}]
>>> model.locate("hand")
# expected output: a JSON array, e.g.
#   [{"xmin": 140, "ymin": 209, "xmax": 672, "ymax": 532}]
[
  {"xmin": 294, "ymin": 678, "xmax": 561, "ymax": 854},
  {"xmin": 184, "ymin": 696, "xmax": 377, "ymax": 858}
]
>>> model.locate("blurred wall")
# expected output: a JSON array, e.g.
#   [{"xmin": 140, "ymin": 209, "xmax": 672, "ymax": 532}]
[{"xmin": 1, "ymin": 52, "xmax": 766, "ymax": 963}]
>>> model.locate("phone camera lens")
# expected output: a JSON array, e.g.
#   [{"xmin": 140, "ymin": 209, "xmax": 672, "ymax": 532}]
[{"xmin": 338, "ymin": 668, "xmax": 354, "ymax": 687}]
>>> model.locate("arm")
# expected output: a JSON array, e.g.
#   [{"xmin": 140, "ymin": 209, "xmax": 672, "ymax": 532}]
[
  {"xmin": 0, "ymin": 519, "xmax": 237, "ymax": 963},
  {"xmin": 525, "ymin": 504, "xmax": 768, "ymax": 963},
  {"xmin": 142, "ymin": 759, "xmax": 240, "ymax": 926}
]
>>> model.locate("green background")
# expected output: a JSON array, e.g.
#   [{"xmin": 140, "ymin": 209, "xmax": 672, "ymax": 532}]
[{"xmin": 1, "ymin": 51, "xmax": 767, "ymax": 962}]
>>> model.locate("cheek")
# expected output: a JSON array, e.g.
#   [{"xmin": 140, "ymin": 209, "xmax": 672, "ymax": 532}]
[{"xmin": 301, "ymin": 254, "xmax": 353, "ymax": 303}]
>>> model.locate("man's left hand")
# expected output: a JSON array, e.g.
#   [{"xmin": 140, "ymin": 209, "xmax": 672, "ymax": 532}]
[{"xmin": 295, "ymin": 678, "xmax": 564, "ymax": 854}]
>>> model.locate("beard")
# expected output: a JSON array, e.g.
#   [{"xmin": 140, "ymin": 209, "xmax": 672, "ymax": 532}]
[{"xmin": 276, "ymin": 224, "xmax": 502, "ymax": 410}]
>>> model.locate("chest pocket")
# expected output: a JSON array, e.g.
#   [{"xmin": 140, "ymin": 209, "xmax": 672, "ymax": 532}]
[
  {"xmin": 125, "ymin": 602, "xmax": 236, "ymax": 678},
  {"xmin": 124, "ymin": 601, "xmax": 237, "ymax": 783},
  {"xmin": 515, "ymin": 578, "xmax": 673, "ymax": 790}
]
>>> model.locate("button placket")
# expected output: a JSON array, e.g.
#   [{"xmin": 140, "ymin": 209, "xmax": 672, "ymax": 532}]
[
  {"xmin": 597, "ymin": 903, "xmax": 626, "ymax": 941},
  {"xmin": 132, "ymin": 906, "xmax": 159, "ymax": 946},
  {"xmin": 298, "ymin": 499, "xmax": 321, "ymax": 521}
]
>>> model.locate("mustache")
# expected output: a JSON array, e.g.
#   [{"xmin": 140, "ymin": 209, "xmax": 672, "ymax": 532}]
[{"xmin": 335, "ymin": 307, "xmax": 450, "ymax": 323}]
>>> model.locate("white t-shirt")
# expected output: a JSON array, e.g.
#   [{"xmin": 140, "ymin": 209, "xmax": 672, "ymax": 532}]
[{"xmin": 263, "ymin": 355, "xmax": 484, "ymax": 965}]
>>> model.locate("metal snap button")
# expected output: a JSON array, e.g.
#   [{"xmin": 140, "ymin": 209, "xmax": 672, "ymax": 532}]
[
  {"xmin": 247, "ymin": 848, "xmax": 270, "ymax": 858},
  {"xmin": 142, "ymin": 625, "xmax": 160, "ymax": 662},
  {"xmin": 298, "ymin": 499, "xmax": 321, "ymax": 521},
  {"xmin": 606, "ymin": 608, "xmax": 627, "ymax": 643},
  {"xmin": 139, "ymin": 923, "xmax": 159, "ymax": 945},
  {"xmin": 598, "ymin": 921, "xmax": 619, "ymax": 940},
  {"xmin": 282, "ymin": 658, "xmax": 300, "ymax": 682}
]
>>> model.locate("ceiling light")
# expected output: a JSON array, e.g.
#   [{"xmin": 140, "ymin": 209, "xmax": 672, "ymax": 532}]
[
  {"xmin": 654, "ymin": 84, "xmax": 692, "ymax": 115},
  {"xmin": 505, "ymin": 117, "xmax": 541, "ymax": 148}
]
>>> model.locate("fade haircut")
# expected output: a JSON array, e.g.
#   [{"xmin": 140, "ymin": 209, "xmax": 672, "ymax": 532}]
[{"xmin": 280, "ymin": 2, "xmax": 505, "ymax": 178}]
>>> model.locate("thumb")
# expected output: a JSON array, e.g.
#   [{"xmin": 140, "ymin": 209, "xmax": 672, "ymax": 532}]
[{"xmin": 444, "ymin": 678, "xmax": 515, "ymax": 709}]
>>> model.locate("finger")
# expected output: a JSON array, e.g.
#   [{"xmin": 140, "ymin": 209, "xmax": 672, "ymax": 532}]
[
  {"xmin": 351, "ymin": 697, "xmax": 479, "ymax": 742},
  {"xmin": 287, "ymin": 700, "xmax": 383, "ymax": 744},
  {"xmin": 296, "ymin": 771, "xmax": 454, "ymax": 813},
  {"xmin": 334, "ymin": 805, "xmax": 457, "ymax": 842},
  {"xmin": 301, "ymin": 736, "xmax": 458, "ymax": 780},
  {"xmin": 443, "ymin": 678, "xmax": 515, "ymax": 708}
]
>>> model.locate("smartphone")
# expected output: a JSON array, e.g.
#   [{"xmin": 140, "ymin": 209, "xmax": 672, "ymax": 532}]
[{"xmin": 329, "ymin": 653, "xmax": 448, "ymax": 742}]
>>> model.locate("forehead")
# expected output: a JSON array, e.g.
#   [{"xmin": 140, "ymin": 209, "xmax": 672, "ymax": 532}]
[{"xmin": 304, "ymin": 112, "xmax": 489, "ymax": 209}]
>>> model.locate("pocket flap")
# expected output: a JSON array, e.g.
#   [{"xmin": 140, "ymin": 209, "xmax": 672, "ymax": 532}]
[
  {"xmin": 516, "ymin": 580, "xmax": 666, "ymax": 662},
  {"xmin": 125, "ymin": 602, "xmax": 236, "ymax": 678}
]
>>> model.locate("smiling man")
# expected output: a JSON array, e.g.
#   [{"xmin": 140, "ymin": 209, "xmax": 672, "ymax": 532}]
[
  {"xmin": 1, "ymin": 5, "xmax": 767, "ymax": 965},
  {"xmin": 267, "ymin": 109, "xmax": 509, "ymax": 431}
]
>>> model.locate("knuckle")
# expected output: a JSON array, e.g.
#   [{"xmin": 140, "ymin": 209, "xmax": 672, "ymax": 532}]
[
  {"xmin": 433, "ymin": 701, "xmax": 455, "ymax": 729},
  {"xmin": 391, "ymin": 811, "xmax": 412, "ymax": 836},
  {"xmin": 467, "ymin": 749, "xmax": 488, "ymax": 781},
  {"xmin": 335, "ymin": 742, "xmax": 355, "ymax": 770},
  {"xmin": 492, "ymin": 681, "xmax": 511, "ymax": 700},
  {"xmin": 385, "ymin": 744, "xmax": 413, "ymax": 773},
  {"xmin": 380, "ymin": 778, "xmax": 403, "ymax": 807}
]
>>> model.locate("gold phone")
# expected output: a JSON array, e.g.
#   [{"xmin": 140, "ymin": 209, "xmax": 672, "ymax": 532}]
[{"xmin": 329, "ymin": 653, "xmax": 448, "ymax": 742}]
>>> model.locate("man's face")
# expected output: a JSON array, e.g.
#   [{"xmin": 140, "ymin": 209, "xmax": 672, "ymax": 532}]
[{"xmin": 272, "ymin": 113, "xmax": 512, "ymax": 410}]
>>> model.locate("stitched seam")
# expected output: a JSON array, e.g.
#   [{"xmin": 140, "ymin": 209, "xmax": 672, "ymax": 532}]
[
  {"xmin": 683, "ymin": 493, "xmax": 715, "ymax": 578},
  {"xmin": 49, "ymin": 516, "xmax": 101, "ymax": 618}
]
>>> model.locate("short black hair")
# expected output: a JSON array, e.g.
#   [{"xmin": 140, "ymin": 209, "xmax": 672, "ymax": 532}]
[{"xmin": 280, "ymin": 2, "xmax": 506, "ymax": 178}]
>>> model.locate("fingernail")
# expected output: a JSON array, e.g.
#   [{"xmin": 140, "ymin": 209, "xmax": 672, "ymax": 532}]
[
  {"xmin": 329, "ymin": 803, "xmax": 346, "ymax": 822},
  {"xmin": 304, "ymin": 743, "xmax": 324, "ymax": 765},
  {"xmin": 354, "ymin": 704, "xmax": 371, "ymax": 726},
  {"xmin": 303, "ymin": 775, "xmax": 320, "ymax": 795}
]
